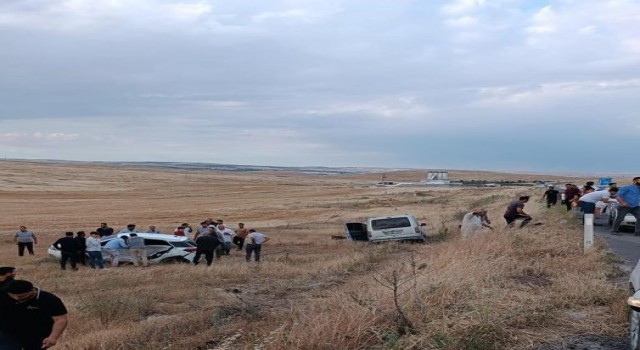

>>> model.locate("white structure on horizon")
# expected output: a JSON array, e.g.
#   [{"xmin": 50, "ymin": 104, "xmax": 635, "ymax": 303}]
[{"xmin": 425, "ymin": 170, "xmax": 450, "ymax": 185}]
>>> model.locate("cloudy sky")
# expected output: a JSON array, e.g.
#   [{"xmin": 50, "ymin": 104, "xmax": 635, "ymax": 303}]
[{"xmin": 0, "ymin": 0, "xmax": 638, "ymax": 173}]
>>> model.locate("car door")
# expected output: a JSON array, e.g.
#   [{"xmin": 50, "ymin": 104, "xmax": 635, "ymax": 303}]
[
  {"xmin": 143, "ymin": 239, "xmax": 174, "ymax": 260},
  {"xmin": 100, "ymin": 238, "xmax": 132, "ymax": 262},
  {"xmin": 344, "ymin": 222, "xmax": 369, "ymax": 241}
]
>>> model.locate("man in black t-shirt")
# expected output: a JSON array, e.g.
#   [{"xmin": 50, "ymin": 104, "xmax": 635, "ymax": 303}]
[
  {"xmin": 193, "ymin": 229, "xmax": 221, "ymax": 267},
  {"xmin": 96, "ymin": 222, "xmax": 114, "ymax": 237},
  {"xmin": 53, "ymin": 232, "xmax": 81, "ymax": 270},
  {"xmin": 0, "ymin": 280, "xmax": 68, "ymax": 350},
  {"xmin": 542, "ymin": 185, "xmax": 560, "ymax": 208},
  {"xmin": 504, "ymin": 196, "xmax": 533, "ymax": 228}
]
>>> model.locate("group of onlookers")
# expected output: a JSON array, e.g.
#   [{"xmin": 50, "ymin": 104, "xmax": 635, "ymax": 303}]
[
  {"xmin": 191, "ymin": 220, "xmax": 270, "ymax": 266},
  {"xmin": 11, "ymin": 218, "xmax": 270, "ymax": 270},
  {"xmin": 460, "ymin": 177, "xmax": 640, "ymax": 236}
]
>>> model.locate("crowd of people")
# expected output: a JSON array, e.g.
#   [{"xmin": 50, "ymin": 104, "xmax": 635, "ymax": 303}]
[
  {"xmin": 460, "ymin": 177, "xmax": 640, "ymax": 237},
  {"xmin": 2, "ymin": 219, "xmax": 270, "ymax": 348},
  {"xmin": 12, "ymin": 218, "xmax": 271, "ymax": 271}
]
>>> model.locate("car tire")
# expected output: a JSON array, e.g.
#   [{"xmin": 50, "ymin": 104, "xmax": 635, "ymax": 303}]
[
  {"xmin": 160, "ymin": 256, "xmax": 191, "ymax": 264},
  {"xmin": 631, "ymin": 309, "xmax": 640, "ymax": 350}
]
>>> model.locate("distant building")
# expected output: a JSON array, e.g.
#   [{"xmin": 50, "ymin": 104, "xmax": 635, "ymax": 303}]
[{"xmin": 425, "ymin": 170, "xmax": 450, "ymax": 185}]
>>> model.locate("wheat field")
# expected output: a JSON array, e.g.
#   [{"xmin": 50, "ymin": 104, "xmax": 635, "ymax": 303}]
[{"xmin": 0, "ymin": 160, "xmax": 627, "ymax": 349}]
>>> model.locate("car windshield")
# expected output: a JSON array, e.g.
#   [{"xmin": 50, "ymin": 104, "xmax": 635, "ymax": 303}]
[
  {"xmin": 371, "ymin": 217, "xmax": 412, "ymax": 230},
  {"xmin": 143, "ymin": 239, "xmax": 171, "ymax": 246}
]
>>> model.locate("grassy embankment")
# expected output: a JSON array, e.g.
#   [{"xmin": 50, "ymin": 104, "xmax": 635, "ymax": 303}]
[{"xmin": 0, "ymin": 162, "xmax": 626, "ymax": 349}]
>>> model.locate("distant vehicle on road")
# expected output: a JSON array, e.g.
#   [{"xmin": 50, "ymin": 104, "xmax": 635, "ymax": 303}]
[
  {"xmin": 344, "ymin": 215, "xmax": 427, "ymax": 243},
  {"xmin": 376, "ymin": 181, "xmax": 398, "ymax": 187},
  {"xmin": 48, "ymin": 233, "xmax": 197, "ymax": 264}
]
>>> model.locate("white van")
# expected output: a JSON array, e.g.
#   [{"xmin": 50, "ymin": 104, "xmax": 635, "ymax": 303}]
[{"xmin": 344, "ymin": 215, "xmax": 427, "ymax": 243}]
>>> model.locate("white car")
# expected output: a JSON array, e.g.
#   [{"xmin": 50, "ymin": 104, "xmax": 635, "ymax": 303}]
[
  {"xmin": 344, "ymin": 215, "xmax": 427, "ymax": 243},
  {"xmin": 48, "ymin": 233, "xmax": 197, "ymax": 264},
  {"xmin": 627, "ymin": 260, "xmax": 640, "ymax": 349}
]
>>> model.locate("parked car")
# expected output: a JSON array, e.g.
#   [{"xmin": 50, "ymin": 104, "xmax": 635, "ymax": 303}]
[
  {"xmin": 344, "ymin": 215, "xmax": 427, "ymax": 243},
  {"xmin": 627, "ymin": 259, "xmax": 640, "ymax": 349},
  {"xmin": 48, "ymin": 233, "xmax": 197, "ymax": 264}
]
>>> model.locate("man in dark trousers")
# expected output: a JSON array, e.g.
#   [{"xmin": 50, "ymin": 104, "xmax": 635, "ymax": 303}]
[
  {"xmin": 75, "ymin": 231, "xmax": 87, "ymax": 266},
  {"xmin": 53, "ymin": 232, "xmax": 81, "ymax": 270},
  {"xmin": 0, "ymin": 280, "xmax": 68, "ymax": 350},
  {"xmin": 612, "ymin": 177, "xmax": 640, "ymax": 235},
  {"xmin": 542, "ymin": 185, "xmax": 560, "ymax": 208},
  {"xmin": 504, "ymin": 196, "xmax": 533, "ymax": 228},
  {"xmin": 245, "ymin": 229, "xmax": 270, "ymax": 262},
  {"xmin": 193, "ymin": 229, "xmax": 221, "ymax": 267}
]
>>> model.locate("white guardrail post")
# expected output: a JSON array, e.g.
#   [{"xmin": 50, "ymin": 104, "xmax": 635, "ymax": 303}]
[{"xmin": 584, "ymin": 214, "xmax": 594, "ymax": 252}]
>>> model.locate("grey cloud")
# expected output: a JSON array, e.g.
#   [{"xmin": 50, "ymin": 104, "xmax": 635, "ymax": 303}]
[{"xmin": 1, "ymin": 0, "xmax": 639, "ymax": 171}]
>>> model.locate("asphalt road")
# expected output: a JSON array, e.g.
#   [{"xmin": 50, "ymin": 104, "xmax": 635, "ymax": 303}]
[
  {"xmin": 594, "ymin": 220, "xmax": 640, "ymax": 271},
  {"xmin": 536, "ymin": 216, "xmax": 634, "ymax": 350}
]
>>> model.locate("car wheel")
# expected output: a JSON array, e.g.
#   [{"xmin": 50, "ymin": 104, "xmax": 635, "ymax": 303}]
[
  {"xmin": 160, "ymin": 256, "xmax": 191, "ymax": 264},
  {"xmin": 631, "ymin": 309, "xmax": 640, "ymax": 350}
]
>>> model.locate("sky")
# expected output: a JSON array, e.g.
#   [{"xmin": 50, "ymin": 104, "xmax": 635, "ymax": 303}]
[{"xmin": 0, "ymin": 0, "xmax": 639, "ymax": 173}]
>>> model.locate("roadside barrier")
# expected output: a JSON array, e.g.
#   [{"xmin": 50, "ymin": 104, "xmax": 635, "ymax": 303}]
[{"xmin": 584, "ymin": 213, "xmax": 594, "ymax": 252}]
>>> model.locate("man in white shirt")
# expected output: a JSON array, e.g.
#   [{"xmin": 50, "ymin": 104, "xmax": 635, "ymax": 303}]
[
  {"xmin": 578, "ymin": 187, "xmax": 619, "ymax": 214},
  {"xmin": 460, "ymin": 209, "xmax": 492, "ymax": 238},
  {"xmin": 216, "ymin": 224, "xmax": 235, "ymax": 255},
  {"xmin": 245, "ymin": 229, "xmax": 270, "ymax": 262}
]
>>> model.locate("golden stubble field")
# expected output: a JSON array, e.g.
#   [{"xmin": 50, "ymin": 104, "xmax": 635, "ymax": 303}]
[{"xmin": 0, "ymin": 161, "xmax": 628, "ymax": 349}]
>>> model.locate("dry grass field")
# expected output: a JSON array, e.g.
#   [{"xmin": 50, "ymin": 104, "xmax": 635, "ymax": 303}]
[{"xmin": 0, "ymin": 160, "xmax": 628, "ymax": 349}]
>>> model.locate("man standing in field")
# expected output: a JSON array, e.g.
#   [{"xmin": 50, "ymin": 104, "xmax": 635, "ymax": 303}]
[
  {"xmin": 104, "ymin": 235, "xmax": 128, "ymax": 267},
  {"xmin": 53, "ymin": 232, "xmax": 80, "ymax": 271},
  {"xmin": 145, "ymin": 225, "xmax": 161, "ymax": 234},
  {"xmin": 193, "ymin": 229, "xmax": 221, "ymax": 267},
  {"xmin": 542, "ymin": 185, "xmax": 559, "ymax": 208},
  {"xmin": 216, "ymin": 224, "xmax": 235, "ymax": 255},
  {"xmin": 0, "ymin": 280, "xmax": 68, "ymax": 350},
  {"xmin": 234, "ymin": 223, "xmax": 249, "ymax": 250},
  {"xmin": 194, "ymin": 221, "xmax": 209, "ymax": 239},
  {"xmin": 14, "ymin": 226, "xmax": 37, "ymax": 257},
  {"xmin": 612, "ymin": 177, "xmax": 640, "ymax": 235},
  {"xmin": 75, "ymin": 231, "xmax": 87, "ymax": 266},
  {"xmin": 127, "ymin": 233, "xmax": 148, "ymax": 267},
  {"xmin": 96, "ymin": 222, "xmax": 114, "ymax": 237},
  {"xmin": 503, "ymin": 196, "xmax": 532, "ymax": 228},
  {"xmin": 86, "ymin": 231, "xmax": 105, "ymax": 269},
  {"xmin": 245, "ymin": 229, "xmax": 270, "ymax": 262},
  {"xmin": 118, "ymin": 224, "xmax": 138, "ymax": 234}
]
